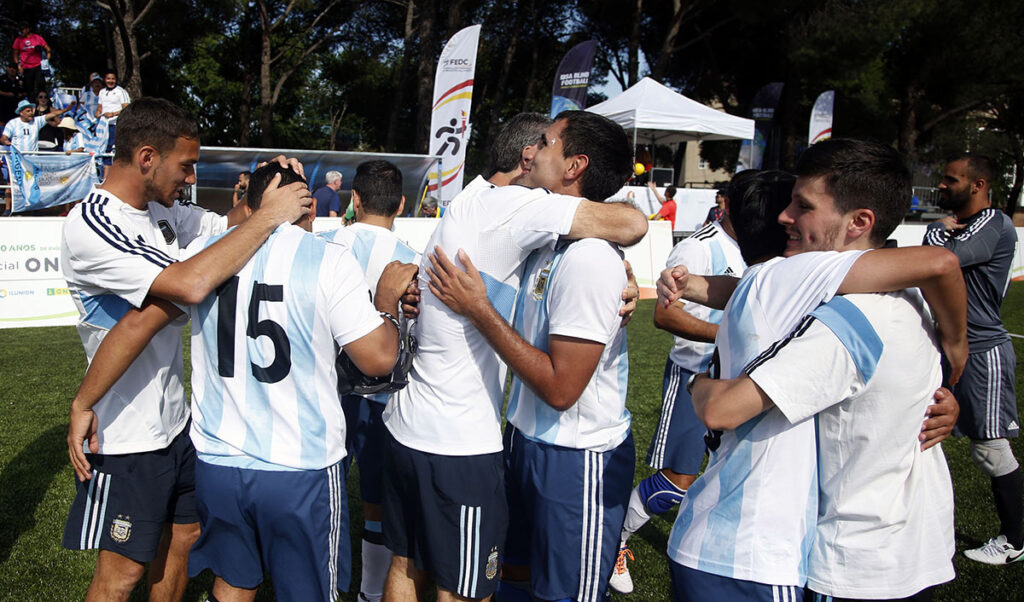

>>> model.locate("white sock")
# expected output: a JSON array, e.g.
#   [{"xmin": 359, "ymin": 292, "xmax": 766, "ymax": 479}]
[
  {"xmin": 619, "ymin": 486, "xmax": 651, "ymax": 545},
  {"xmin": 360, "ymin": 539, "xmax": 391, "ymax": 601}
]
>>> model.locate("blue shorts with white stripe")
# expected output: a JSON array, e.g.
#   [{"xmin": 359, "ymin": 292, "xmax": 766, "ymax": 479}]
[{"xmin": 669, "ymin": 560, "xmax": 802, "ymax": 602}]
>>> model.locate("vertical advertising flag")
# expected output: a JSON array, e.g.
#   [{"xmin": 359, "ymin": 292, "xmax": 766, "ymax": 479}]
[
  {"xmin": 10, "ymin": 147, "xmax": 98, "ymax": 212},
  {"xmin": 808, "ymin": 90, "xmax": 835, "ymax": 145},
  {"xmin": 427, "ymin": 24, "xmax": 482, "ymax": 209},
  {"xmin": 549, "ymin": 40, "xmax": 598, "ymax": 118},
  {"xmin": 736, "ymin": 82, "xmax": 784, "ymax": 172}
]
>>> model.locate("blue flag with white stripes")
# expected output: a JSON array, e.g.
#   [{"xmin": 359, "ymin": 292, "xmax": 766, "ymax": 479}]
[{"xmin": 10, "ymin": 146, "xmax": 99, "ymax": 212}]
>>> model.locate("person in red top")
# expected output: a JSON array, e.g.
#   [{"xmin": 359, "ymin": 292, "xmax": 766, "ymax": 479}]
[
  {"xmin": 12, "ymin": 22, "xmax": 50, "ymax": 99},
  {"xmin": 648, "ymin": 181, "xmax": 678, "ymax": 230}
]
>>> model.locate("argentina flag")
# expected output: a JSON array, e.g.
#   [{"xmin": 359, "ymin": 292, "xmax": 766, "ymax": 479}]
[{"xmin": 10, "ymin": 147, "xmax": 98, "ymax": 213}]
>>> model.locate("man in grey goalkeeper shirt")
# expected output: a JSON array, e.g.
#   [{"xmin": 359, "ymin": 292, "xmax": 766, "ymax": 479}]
[{"xmin": 924, "ymin": 153, "xmax": 1022, "ymax": 565}]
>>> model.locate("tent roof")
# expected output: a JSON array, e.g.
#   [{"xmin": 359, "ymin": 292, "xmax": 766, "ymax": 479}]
[{"xmin": 587, "ymin": 77, "xmax": 754, "ymax": 144}]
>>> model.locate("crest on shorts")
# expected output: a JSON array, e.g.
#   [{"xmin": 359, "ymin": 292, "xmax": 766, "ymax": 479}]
[
  {"xmin": 532, "ymin": 261, "xmax": 553, "ymax": 300},
  {"xmin": 110, "ymin": 515, "xmax": 132, "ymax": 543},
  {"xmin": 157, "ymin": 220, "xmax": 176, "ymax": 244},
  {"xmin": 485, "ymin": 546, "xmax": 499, "ymax": 580}
]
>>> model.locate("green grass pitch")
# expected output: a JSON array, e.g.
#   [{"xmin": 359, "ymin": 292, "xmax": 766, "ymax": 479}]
[{"xmin": 1, "ymin": 286, "xmax": 1022, "ymax": 600}]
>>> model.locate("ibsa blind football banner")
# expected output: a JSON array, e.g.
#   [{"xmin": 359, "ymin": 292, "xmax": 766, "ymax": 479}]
[
  {"xmin": 427, "ymin": 24, "xmax": 481, "ymax": 209},
  {"xmin": 808, "ymin": 90, "xmax": 835, "ymax": 145},
  {"xmin": 549, "ymin": 40, "xmax": 597, "ymax": 118},
  {"xmin": 10, "ymin": 147, "xmax": 98, "ymax": 213},
  {"xmin": 736, "ymin": 82, "xmax": 783, "ymax": 172}
]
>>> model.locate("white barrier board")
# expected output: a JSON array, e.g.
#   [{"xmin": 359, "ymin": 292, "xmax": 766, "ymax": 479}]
[{"xmin": 3, "ymin": 216, "xmax": 1021, "ymax": 329}]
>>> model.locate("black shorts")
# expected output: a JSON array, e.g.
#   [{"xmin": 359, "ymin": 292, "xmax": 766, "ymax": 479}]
[
  {"xmin": 62, "ymin": 425, "xmax": 198, "ymax": 563},
  {"xmin": 381, "ymin": 430, "xmax": 506, "ymax": 599}
]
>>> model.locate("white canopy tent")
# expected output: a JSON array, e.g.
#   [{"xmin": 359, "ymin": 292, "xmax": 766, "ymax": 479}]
[{"xmin": 587, "ymin": 77, "xmax": 755, "ymax": 145}]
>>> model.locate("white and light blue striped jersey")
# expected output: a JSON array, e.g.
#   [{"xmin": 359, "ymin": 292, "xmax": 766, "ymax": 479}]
[
  {"xmin": 667, "ymin": 250, "xmax": 865, "ymax": 587},
  {"xmin": 665, "ymin": 222, "xmax": 745, "ymax": 372},
  {"xmin": 750, "ymin": 292, "xmax": 954, "ymax": 598},
  {"xmin": 506, "ymin": 239, "xmax": 630, "ymax": 452},
  {"xmin": 3, "ymin": 115, "xmax": 48, "ymax": 152},
  {"xmin": 384, "ymin": 184, "xmax": 583, "ymax": 456},
  {"xmin": 318, "ymin": 222, "xmax": 421, "ymax": 404},
  {"xmin": 185, "ymin": 225, "xmax": 384, "ymax": 471},
  {"xmin": 61, "ymin": 186, "xmax": 227, "ymax": 454}
]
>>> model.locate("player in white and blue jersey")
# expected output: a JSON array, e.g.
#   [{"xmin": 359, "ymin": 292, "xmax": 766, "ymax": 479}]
[
  {"xmin": 61, "ymin": 98, "xmax": 312, "ymax": 601},
  {"xmin": 183, "ymin": 163, "xmax": 415, "ymax": 602},
  {"xmin": 659, "ymin": 143, "xmax": 966, "ymax": 601},
  {"xmin": 611, "ymin": 177, "xmax": 747, "ymax": 595},
  {"xmin": 381, "ymin": 111, "xmax": 648, "ymax": 601},
  {"xmin": 318, "ymin": 160, "xmax": 420, "ymax": 602},
  {"xmin": 425, "ymin": 234, "xmax": 632, "ymax": 602}
]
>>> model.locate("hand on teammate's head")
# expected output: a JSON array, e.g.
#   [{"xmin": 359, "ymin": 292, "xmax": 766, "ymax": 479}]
[{"xmin": 258, "ymin": 174, "xmax": 313, "ymax": 225}]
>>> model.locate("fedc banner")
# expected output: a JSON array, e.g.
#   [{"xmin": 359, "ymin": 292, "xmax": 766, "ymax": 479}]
[{"xmin": 427, "ymin": 24, "xmax": 482, "ymax": 209}]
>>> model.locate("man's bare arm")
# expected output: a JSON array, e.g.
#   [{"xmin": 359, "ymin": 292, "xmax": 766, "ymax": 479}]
[
  {"xmin": 342, "ymin": 261, "xmax": 418, "ymax": 377},
  {"xmin": 837, "ymin": 247, "xmax": 968, "ymax": 384},
  {"xmin": 426, "ymin": 247, "xmax": 603, "ymax": 410},
  {"xmin": 68, "ymin": 297, "xmax": 182, "ymax": 481},
  {"xmin": 690, "ymin": 373, "xmax": 774, "ymax": 431},
  {"xmin": 150, "ymin": 175, "xmax": 311, "ymax": 305},
  {"xmin": 653, "ymin": 299, "xmax": 718, "ymax": 342},
  {"xmin": 568, "ymin": 200, "xmax": 648, "ymax": 247},
  {"xmin": 656, "ymin": 265, "xmax": 739, "ymax": 310}
]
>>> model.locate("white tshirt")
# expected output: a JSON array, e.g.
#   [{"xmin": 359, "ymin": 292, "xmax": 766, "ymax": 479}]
[
  {"xmin": 97, "ymin": 86, "xmax": 130, "ymax": 124},
  {"xmin": 319, "ymin": 222, "xmax": 421, "ymax": 404},
  {"xmin": 667, "ymin": 250, "xmax": 865, "ymax": 586},
  {"xmin": 665, "ymin": 222, "xmax": 746, "ymax": 372},
  {"xmin": 3, "ymin": 115, "xmax": 47, "ymax": 152},
  {"xmin": 750, "ymin": 292, "xmax": 954, "ymax": 598},
  {"xmin": 506, "ymin": 239, "xmax": 630, "ymax": 452},
  {"xmin": 384, "ymin": 184, "xmax": 583, "ymax": 455},
  {"xmin": 185, "ymin": 226, "xmax": 384, "ymax": 471},
  {"xmin": 61, "ymin": 187, "xmax": 227, "ymax": 455}
]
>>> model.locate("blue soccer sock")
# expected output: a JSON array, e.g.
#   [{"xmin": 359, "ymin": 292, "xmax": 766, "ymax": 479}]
[{"xmin": 638, "ymin": 471, "xmax": 686, "ymax": 516}]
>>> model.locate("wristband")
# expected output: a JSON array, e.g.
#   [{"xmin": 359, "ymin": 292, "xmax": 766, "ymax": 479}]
[{"xmin": 379, "ymin": 311, "xmax": 399, "ymax": 330}]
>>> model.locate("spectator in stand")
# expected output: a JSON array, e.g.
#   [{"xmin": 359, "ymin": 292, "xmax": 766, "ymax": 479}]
[
  {"xmin": 58, "ymin": 117, "xmax": 84, "ymax": 153},
  {"xmin": 648, "ymin": 180, "xmax": 678, "ymax": 230},
  {"xmin": 0, "ymin": 64, "xmax": 22, "ymax": 118},
  {"xmin": 35, "ymin": 91, "xmax": 63, "ymax": 150},
  {"xmin": 313, "ymin": 169, "xmax": 344, "ymax": 217},
  {"xmin": 232, "ymin": 170, "xmax": 251, "ymax": 206},
  {"xmin": 96, "ymin": 70, "xmax": 130, "ymax": 153},
  {"xmin": 703, "ymin": 187, "xmax": 727, "ymax": 225},
  {"xmin": 419, "ymin": 195, "xmax": 438, "ymax": 218},
  {"xmin": 78, "ymin": 72, "xmax": 104, "ymax": 117},
  {"xmin": 1, "ymin": 99, "xmax": 68, "ymax": 152},
  {"xmin": 12, "ymin": 22, "xmax": 50, "ymax": 99}
]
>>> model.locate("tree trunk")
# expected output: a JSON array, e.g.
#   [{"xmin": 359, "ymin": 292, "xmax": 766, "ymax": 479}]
[
  {"xmin": 897, "ymin": 80, "xmax": 922, "ymax": 168},
  {"xmin": 259, "ymin": 10, "xmax": 274, "ymax": 147},
  {"xmin": 651, "ymin": 0, "xmax": 686, "ymax": 81},
  {"xmin": 490, "ymin": 2, "xmax": 525, "ymax": 122},
  {"xmin": 414, "ymin": 0, "xmax": 438, "ymax": 154},
  {"xmin": 98, "ymin": 0, "xmax": 147, "ymax": 97},
  {"xmin": 239, "ymin": 69, "xmax": 254, "ymax": 147},
  {"xmin": 521, "ymin": 42, "xmax": 540, "ymax": 113},
  {"xmin": 628, "ymin": 0, "xmax": 643, "ymax": 86},
  {"xmin": 386, "ymin": 0, "xmax": 416, "ymax": 152}
]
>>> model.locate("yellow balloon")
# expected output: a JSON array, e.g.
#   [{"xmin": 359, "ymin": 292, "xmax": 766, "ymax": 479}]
[{"xmin": 634, "ymin": 162, "xmax": 646, "ymax": 176}]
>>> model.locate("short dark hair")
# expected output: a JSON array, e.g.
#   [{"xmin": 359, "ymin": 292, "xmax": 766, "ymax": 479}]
[
  {"xmin": 104, "ymin": 69, "xmax": 117, "ymax": 78},
  {"xmin": 246, "ymin": 163, "xmax": 306, "ymax": 211},
  {"xmin": 555, "ymin": 110, "xmax": 632, "ymax": 201},
  {"xmin": 484, "ymin": 112, "xmax": 551, "ymax": 178},
  {"xmin": 113, "ymin": 97, "xmax": 199, "ymax": 163},
  {"xmin": 794, "ymin": 138, "xmax": 910, "ymax": 246},
  {"xmin": 951, "ymin": 153, "xmax": 996, "ymax": 186},
  {"xmin": 665, "ymin": 185, "xmax": 677, "ymax": 199},
  {"xmin": 240, "ymin": 170, "xmax": 251, "ymax": 177},
  {"xmin": 352, "ymin": 160, "xmax": 403, "ymax": 217},
  {"xmin": 728, "ymin": 170, "xmax": 795, "ymax": 264}
]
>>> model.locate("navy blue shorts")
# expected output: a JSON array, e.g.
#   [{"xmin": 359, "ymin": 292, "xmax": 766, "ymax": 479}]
[
  {"xmin": 381, "ymin": 430, "xmax": 506, "ymax": 600},
  {"xmin": 953, "ymin": 340, "xmax": 1018, "ymax": 440},
  {"xmin": 805, "ymin": 587, "xmax": 934, "ymax": 602},
  {"xmin": 646, "ymin": 359, "xmax": 708, "ymax": 474},
  {"xmin": 504, "ymin": 426, "xmax": 635, "ymax": 602},
  {"xmin": 342, "ymin": 394, "xmax": 386, "ymax": 504},
  {"xmin": 189, "ymin": 459, "xmax": 351, "ymax": 600},
  {"xmin": 669, "ymin": 560, "xmax": 802, "ymax": 602},
  {"xmin": 62, "ymin": 425, "xmax": 197, "ymax": 563}
]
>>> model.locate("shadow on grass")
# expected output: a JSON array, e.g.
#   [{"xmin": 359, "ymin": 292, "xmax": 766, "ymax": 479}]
[{"xmin": 0, "ymin": 424, "xmax": 69, "ymax": 564}]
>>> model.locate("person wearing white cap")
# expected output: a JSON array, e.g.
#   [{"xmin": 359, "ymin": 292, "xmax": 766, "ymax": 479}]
[
  {"xmin": 58, "ymin": 116, "xmax": 84, "ymax": 153},
  {"xmin": 78, "ymin": 72, "xmax": 104, "ymax": 117}
]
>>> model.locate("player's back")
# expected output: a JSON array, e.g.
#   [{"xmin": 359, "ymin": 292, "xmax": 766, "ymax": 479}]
[
  {"xmin": 187, "ymin": 225, "xmax": 380, "ymax": 471},
  {"xmin": 384, "ymin": 184, "xmax": 582, "ymax": 456}
]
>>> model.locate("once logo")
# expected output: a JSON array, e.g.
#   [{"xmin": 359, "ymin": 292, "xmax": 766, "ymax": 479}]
[{"xmin": 24, "ymin": 256, "xmax": 59, "ymax": 273}]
